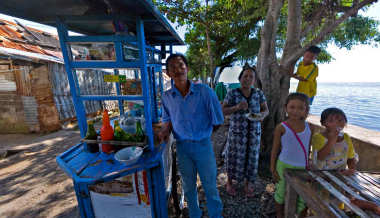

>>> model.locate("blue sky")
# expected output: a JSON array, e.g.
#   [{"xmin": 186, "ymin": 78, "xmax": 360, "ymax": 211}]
[{"xmin": 1, "ymin": 2, "xmax": 380, "ymax": 83}]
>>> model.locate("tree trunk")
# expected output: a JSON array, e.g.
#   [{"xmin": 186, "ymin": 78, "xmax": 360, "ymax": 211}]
[
  {"xmin": 256, "ymin": 0, "xmax": 377, "ymax": 174},
  {"xmin": 205, "ymin": 26, "xmax": 215, "ymax": 87},
  {"xmin": 257, "ymin": 0, "xmax": 285, "ymax": 159},
  {"xmin": 205, "ymin": 0, "xmax": 215, "ymax": 88}
]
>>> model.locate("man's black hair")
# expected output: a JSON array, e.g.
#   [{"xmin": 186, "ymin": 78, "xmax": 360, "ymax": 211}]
[
  {"xmin": 306, "ymin": 45, "xmax": 321, "ymax": 55},
  {"xmin": 165, "ymin": 53, "xmax": 188, "ymax": 72},
  {"xmin": 320, "ymin": 107, "xmax": 348, "ymax": 125}
]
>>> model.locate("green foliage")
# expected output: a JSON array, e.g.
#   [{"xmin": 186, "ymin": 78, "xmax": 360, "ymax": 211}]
[
  {"xmin": 331, "ymin": 16, "xmax": 380, "ymax": 49},
  {"xmin": 154, "ymin": 0, "xmax": 266, "ymax": 81},
  {"xmin": 154, "ymin": 0, "xmax": 380, "ymax": 77}
]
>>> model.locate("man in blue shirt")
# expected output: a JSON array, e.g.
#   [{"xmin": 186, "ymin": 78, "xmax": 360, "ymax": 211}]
[{"xmin": 159, "ymin": 54, "xmax": 224, "ymax": 218}]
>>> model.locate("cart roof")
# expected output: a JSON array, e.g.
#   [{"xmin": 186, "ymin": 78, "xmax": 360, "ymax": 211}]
[{"xmin": 0, "ymin": 0, "xmax": 184, "ymax": 45}]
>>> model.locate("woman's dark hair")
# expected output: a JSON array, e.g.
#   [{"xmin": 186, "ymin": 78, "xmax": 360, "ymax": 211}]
[
  {"xmin": 165, "ymin": 53, "xmax": 188, "ymax": 71},
  {"xmin": 238, "ymin": 64, "xmax": 257, "ymax": 80},
  {"xmin": 285, "ymin": 92, "xmax": 310, "ymax": 113},
  {"xmin": 320, "ymin": 107, "xmax": 347, "ymax": 125}
]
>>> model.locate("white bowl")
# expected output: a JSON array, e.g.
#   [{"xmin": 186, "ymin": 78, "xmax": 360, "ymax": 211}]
[{"xmin": 114, "ymin": 147, "xmax": 143, "ymax": 165}]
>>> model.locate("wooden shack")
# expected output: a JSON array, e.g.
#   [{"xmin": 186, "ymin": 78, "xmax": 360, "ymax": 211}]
[{"xmin": 0, "ymin": 18, "xmax": 119, "ymax": 133}]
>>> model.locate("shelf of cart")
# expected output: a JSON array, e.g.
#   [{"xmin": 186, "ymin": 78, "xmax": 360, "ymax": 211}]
[
  {"xmin": 71, "ymin": 60, "xmax": 141, "ymax": 69},
  {"xmin": 56, "ymin": 142, "xmax": 166, "ymax": 184},
  {"xmin": 79, "ymin": 95, "xmax": 144, "ymax": 101}
]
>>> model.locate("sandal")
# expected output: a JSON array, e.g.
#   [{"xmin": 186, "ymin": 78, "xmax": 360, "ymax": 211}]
[{"xmin": 226, "ymin": 183, "xmax": 237, "ymax": 196}]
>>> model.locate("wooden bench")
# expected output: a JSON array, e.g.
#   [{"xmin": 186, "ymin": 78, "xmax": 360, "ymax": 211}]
[{"xmin": 284, "ymin": 169, "xmax": 380, "ymax": 217}]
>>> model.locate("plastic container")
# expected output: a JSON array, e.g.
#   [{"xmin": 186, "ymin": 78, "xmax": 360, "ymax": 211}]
[{"xmin": 114, "ymin": 147, "xmax": 143, "ymax": 165}]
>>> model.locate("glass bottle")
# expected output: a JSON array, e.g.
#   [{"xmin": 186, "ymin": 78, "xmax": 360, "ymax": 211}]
[
  {"xmin": 135, "ymin": 120, "xmax": 144, "ymax": 142},
  {"xmin": 85, "ymin": 120, "xmax": 99, "ymax": 153}
]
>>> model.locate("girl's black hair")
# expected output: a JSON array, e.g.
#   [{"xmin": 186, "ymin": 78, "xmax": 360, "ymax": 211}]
[
  {"xmin": 320, "ymin": 107, "xmax": 347, "ymax": 125},
  {"xmin": 165, "ymin": 53, "xmax": 188, "ymax": 71},
  {"xmin": 285, "ymin": 92, "xmax": 310, "ymax": 113}
]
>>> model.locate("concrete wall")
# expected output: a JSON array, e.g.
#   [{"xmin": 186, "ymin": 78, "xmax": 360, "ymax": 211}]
[{"xmin": 307, "ymin": 115, "xmax": 380, "ymax": 171}]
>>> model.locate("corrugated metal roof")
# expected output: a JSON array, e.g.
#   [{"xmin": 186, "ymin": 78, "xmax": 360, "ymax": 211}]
[
  {"xmin": 0, "ymin": 18, "xmax": 63, "ymax": 62},
  {"xmin": 0, "ymin": 0, "xmax": 184, "ymax": 45}
]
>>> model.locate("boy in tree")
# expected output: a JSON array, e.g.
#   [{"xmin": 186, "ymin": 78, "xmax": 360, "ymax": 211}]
[{"xmin": 290, "ymin": 45, "xmax": 321, "ymax": 105}]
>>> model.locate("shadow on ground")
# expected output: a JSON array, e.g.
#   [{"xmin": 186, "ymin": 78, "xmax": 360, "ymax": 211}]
[{"xmin": 0, "ymin": 129, "xmax": 81, "ymax": 218}]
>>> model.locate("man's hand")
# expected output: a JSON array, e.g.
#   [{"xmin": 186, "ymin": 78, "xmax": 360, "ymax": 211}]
[{"xmin": 157, "ymin": 123, "xmax": 172, "ymax": 144}]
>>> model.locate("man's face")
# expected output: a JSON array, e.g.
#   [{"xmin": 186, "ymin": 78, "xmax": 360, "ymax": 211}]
[{"xmin": 167, "ymin": 56, "xmax": 188, "ymax": 82}]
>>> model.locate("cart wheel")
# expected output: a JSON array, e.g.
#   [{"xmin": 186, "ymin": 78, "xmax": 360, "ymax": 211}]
[{"xmin": 171, "ymin": 145, "xmax": 184, "ymax": 217}]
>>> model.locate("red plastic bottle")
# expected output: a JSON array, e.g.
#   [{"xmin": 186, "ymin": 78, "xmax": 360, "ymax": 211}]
[{"xmin": 100, "ymin": 110, "xmax": 114, "ymax": 153}]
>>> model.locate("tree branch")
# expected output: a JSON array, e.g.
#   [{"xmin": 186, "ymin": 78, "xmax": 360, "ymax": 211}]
[
  {"xmin": 284, "ymin": 0, "xmax": 378, "ymax": 67},
  {"xmin": 281, "ymin": 0, "xmax": 302, "ymax": 67}
]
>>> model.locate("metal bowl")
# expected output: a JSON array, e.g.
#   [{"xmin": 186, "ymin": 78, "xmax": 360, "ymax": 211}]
[{"xmin": 114, "ymin": 147, "xmax": 143, "ymax": 165}]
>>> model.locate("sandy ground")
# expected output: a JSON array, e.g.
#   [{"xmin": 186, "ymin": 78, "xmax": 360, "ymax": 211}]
[
  {"xmin": 0, "ymin": 122, "xmax": 275, "ymax": 218},
  {"xmin": 0, "ymin": 129, "xmax": 81, "ymax": 218}
]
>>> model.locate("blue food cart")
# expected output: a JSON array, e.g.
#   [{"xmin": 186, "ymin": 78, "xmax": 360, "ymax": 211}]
[{"xmin": 0, "ymin": 1, "xmax": 184, "ymax": 217}]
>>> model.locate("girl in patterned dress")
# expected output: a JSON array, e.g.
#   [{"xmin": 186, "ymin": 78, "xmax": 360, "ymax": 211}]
[{"xmin": 222, "ymin": 65, "xmax": 269, "ymax": 197}]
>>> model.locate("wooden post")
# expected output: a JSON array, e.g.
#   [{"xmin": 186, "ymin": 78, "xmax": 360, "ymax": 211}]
[{"xmin": 284, "ymin": 178, "xmax": 297, "ymax": 218}]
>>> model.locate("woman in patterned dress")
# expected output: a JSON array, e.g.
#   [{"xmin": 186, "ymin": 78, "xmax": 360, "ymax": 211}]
[{"xmin": 222, "ymin": 65, "xmax": 269, "ymax": 196}]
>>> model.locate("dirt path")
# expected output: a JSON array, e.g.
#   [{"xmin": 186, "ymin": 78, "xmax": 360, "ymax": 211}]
[
  {"xmin": 0, "ymin": 130, "xmax": 81, "ymax": 218},
  {"xmin": 0, "ymin": 122, "xmax": 276, "ymax": 218}
]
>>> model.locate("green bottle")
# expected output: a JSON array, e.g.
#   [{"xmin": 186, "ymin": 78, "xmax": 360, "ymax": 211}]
[
  {"xmin": 135, "ymin": 120, "xmax": 144, "ymax": 142},
  {"xmin": 85, "ymin": 120, "xmax": 99, "ymax": 153},
  {"xmin": 114, "ymin": 120, "xmax": 120, "ymax": 129}
]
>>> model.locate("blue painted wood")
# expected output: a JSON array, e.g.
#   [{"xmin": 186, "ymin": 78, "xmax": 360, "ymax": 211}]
[
  {"xmin": 136, "ymin": 17, "xmax": 154, "ymax": 152},
  {"xmin": 73, "ymin": 182, "xmax": 89, "ymax": 218},
  {"xmin": 67, "ymin": 35, "xmax": 137, "ymax": 43},
  {"xmin": 71, "ymin": 61, "xmax": 141, "ymax": 69},
  {"xmin": 113, "ymin": 69, "xmax": 124, "ymax": 114},
  {"xmin": 79, "ymin": 95, "xmax": 144, "ymax": 101},
  {"xmin": 56, "ymin": 142, "xmax": 166, "ymax": 182},
  {"xmin": 56, "ymin": 19, "xmax": 87, "ymax": 137},
  {"xmin": 151, "ymin": 66, "xmax": 159, "ymax": 123},
  {"xmin": 159, "ymin": 71, "xmax": 164, "ymax": 101},
  {"xmin": 54, "ymin": 11, "xmax": 174, "ymax": 218}
]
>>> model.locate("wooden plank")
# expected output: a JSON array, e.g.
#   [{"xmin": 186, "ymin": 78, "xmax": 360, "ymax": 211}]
[
  {"xmin": 329, "ymin": 203, "xmax": 347, "ymax": 218},
  {"xmin": 284, "ymin": 180, "xmax": 297, "ymax": 218},
  {"xmin": 350, "ymin": 174, "xmax": 380, "ymax": 199},
  {"xmin": 323, "ymin": 171, "xmax": 366, "ymax": 200},
  {"xmin": 308, "ymin": 171, "xmax": 369, "ymax": 217},
  {"xmin": 284, "ymin": 170, "xmax": 338, "ymax": 217},
  {"xmin": 358, "ymin": 172, "xmax": 380, "ymax": 191},
  {"xmin": 341, "ymin": 174, "xmax": 380, "ymax": 205},
  {"xmin": 81, "ymin": 138, "xmax": 148, "ymax": 146}
]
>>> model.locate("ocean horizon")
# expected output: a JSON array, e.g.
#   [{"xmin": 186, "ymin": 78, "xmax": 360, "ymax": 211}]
[{"xmin": 290, "ymin": 82, "xmax": 380, "ymax": 132}]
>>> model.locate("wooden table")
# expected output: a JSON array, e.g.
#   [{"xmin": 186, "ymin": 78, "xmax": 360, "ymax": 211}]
[{"xmin": 284, "ymin": 169, "xmax": 380, "ymax": 217}]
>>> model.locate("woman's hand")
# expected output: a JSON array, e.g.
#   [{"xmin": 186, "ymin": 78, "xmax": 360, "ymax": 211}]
[
  {"xmin": 271, "ymin": 166, "xmax": 280, "ymax": 182},
  {"xmin": 235, "ymin": 100, "xmax": 248, "ymax": 111}
]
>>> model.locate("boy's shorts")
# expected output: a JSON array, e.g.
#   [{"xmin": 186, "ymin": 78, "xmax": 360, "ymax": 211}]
[
  {"xmin": 274, "ymin": 160, "xmax": 306, "ymax": 213},
  {"xmin": 309, "ymin": 96, "xmax": 314, "ymax": 105}
]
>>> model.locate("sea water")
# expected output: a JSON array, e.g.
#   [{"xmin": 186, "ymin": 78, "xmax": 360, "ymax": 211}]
[{"xmin": 291, "ymin": 82, "xmax": 380, "ymax": 132}]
